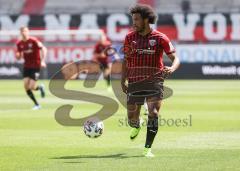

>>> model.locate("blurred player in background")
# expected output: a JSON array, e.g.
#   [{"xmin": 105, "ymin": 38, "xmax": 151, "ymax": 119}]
[
  {"xmin": 121, "ymin": 4, "xmax": 180, "ymax": 157},
  {"xmin": 16, "ymin": 26, "xmax": 47, "ymax": 110},
  {"xmin": 93, "ymin": 33, "xmax": 112, "ymax": 90}
]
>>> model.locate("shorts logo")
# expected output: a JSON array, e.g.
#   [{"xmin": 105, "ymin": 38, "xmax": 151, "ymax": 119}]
[{"xmin": 149, "ymin": 39, "xmax": 156, "ymax": 46}]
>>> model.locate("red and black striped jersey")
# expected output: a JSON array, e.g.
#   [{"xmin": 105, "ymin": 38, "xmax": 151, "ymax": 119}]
[
  {"xmin": 16, "ymin": 37, "xmax": 43, "ymax": 69},
  {"xmin": 94, "ymin": 40, "xmax": 111, "ymax": 65},
  {"xmin": 123, "ymin": 29, "xmax": 175, "ymax": 83}
]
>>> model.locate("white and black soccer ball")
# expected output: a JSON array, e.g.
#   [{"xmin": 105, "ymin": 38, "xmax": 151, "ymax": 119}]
[{"xmin": 83, "ymin": 117, "xmax": 104, "ymax": 138}]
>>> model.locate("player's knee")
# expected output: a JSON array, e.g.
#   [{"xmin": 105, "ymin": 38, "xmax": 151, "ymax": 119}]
[
  {"xmin": 127, "ymin": 105, "xmax": 138, "ymax": 113},
  {"xmin": 28, "ymin": 85, "xmax": 34, "ymax": 90},
  {"xmin": 27, "ymin": 85, "xmax": 32, "ymax": 90},
  {"xmin": 29, "ymin": 84, "xmax": 36, "ymax": 90},
  {"xmin": 148, "ymin": 109, "xmax": 158, "ymax": 118}
]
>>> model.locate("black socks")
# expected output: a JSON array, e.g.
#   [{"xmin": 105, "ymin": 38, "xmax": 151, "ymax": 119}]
[
  {"xmin": 105, "ymin": 75, "xmax": 111, "ymax": 86},
  {"xmin": 145, "ymin": 116, "xmax": 158, "ymax": 148},
  {"xmin": 26, "ymin": 90, "xmax": 38, "ymax": 106}
]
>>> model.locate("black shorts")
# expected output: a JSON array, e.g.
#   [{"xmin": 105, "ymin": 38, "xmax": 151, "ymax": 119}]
[
  {"xmin": 99, "ymin": 63, "xmax": 109, "ymax": 71},
  {"xmin": 127, "ymin": 80, "xmax": 164, "ymax": 105},
  {"xmin": 23, "ymin": 68, "xmax": 40, "ymax": 81}
]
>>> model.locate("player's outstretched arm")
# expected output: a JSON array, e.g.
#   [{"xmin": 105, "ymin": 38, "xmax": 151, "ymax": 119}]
[{"xmin": 163, "ymin": 53, "xmax": 180, "ymax": 75}]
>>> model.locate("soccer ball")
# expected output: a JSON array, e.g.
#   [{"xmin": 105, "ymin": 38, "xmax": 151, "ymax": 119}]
[{"xmin": 83, "ymin": 117, "xmax": 104, "ymax": 138}]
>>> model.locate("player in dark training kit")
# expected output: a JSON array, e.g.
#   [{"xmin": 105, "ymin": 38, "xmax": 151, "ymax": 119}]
[
  {"xmin": 16, "ymin": 27, "xmax": 47, "ymax": 110},
  {"xmin": 121, "ymin": 4, "xmax": 180, "ymax": 157}
]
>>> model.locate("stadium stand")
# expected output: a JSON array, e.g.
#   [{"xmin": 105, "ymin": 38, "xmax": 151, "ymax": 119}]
[
  {"xmin": 156, "ymin": 0, "xmax": 240, "ymax": 13},
  {"xmin": 0, "ymin": 0, "xmax": 239, "ymax": 14},
  {"xmin": 43, "ymin": 0, "xmax": 137, "ymax": 13},
  {"xmin": 21, "ymin": 0, "xmax": 46, "ymax": 14},
  {"xmin": 0, "ymin": 0, "xmax": 25, "ymax": 14}
]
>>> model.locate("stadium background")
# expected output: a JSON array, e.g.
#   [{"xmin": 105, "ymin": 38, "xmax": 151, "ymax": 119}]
[
  {"xmin": 0, "ymin": 0, "xmax": 240, "ymax": 171},
  {"xmin": 1, "ymin": 0, "xmax": 240, "ymax": 79}
]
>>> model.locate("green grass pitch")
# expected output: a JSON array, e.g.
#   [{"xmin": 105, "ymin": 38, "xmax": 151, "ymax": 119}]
[{"xmin": 0, "ymin": 80, "xmax": 240, "ymax": 171}]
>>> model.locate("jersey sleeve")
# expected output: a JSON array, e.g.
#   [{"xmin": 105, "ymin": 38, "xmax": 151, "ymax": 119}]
[
  {"xmin": 36, "ymin": 41, "xmax": 43, "ymax": 49},
  {"xmin": 32, "ymin": 37, "xmax": 43, "ymax": 49},
  {"xmin": 123, "ymin": 35, "xmax": 130, "ymax": 58},
  {"xmin": 160, "ymin": 34, "xmax": 175, "ymax": 55}
]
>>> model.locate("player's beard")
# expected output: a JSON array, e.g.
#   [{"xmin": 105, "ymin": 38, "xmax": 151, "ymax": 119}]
[
  {"xmin": 133, "ymin": 21, "xmax": 145, "ymax": 33},
  {"xmin": 138, "ymin": 22, "xmax": 146, "ymax": 34}
]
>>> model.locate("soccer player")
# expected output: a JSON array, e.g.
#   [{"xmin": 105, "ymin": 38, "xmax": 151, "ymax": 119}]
[
  {"xmin": 16, "ymin": 26, "xmax": 47, "ymax": 110},
  {"xmin": 93, "ymin": 33, "xmax": 112, "ymax": 89},
  {"xmin": 121, "ymin": 4, "xmax": 180, "ymax": 157}
]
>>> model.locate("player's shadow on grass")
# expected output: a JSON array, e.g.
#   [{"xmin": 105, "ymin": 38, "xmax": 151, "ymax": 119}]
[{"xmin": 52, "ymin": 153, "xmax": 143, "ymax": 160}]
